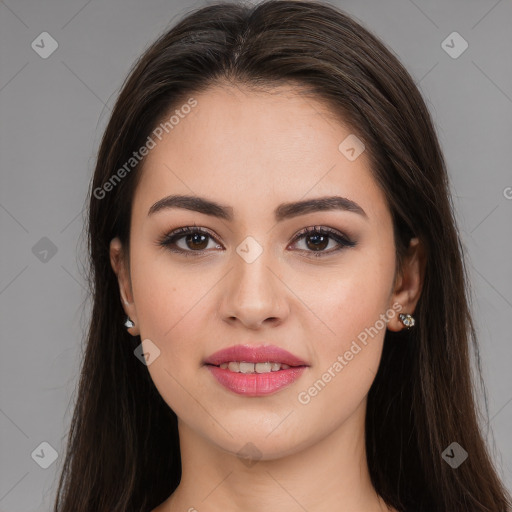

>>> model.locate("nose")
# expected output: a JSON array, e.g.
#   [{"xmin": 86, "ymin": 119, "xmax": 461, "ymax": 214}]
[{"xmin": 219, "ymin": 246, "xmax": 289, "ymax": 330}]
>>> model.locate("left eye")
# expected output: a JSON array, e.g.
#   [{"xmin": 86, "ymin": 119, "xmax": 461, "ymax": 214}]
[
  {"xmin": 157, "ymin": 225, "xmax": 356, "ymax": 257},
  {"xmin": 290, "ymin": 226, "xmax": 355, "ymax": 254}
]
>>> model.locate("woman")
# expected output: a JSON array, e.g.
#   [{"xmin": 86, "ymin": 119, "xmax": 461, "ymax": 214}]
[{"xmin": 53, "ymin": 1, "xmax": 511, "ymax": 511}]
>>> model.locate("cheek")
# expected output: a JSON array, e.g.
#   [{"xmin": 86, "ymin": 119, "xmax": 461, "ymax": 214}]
[
  {"xmin": 129, "ymin": 255, "xmax": 206, "ymax": 419},
  {"xmin": 128, "ymin": 226, "xmax": 396, "ymax": 434},
  {"xmin": 130, "ymin": 244, "xmax": 205, "ymax": 341},
  {"xmin": 129, "ymin": 255, "xmax": 207, "ymax": 405},
  {"xmin": 294, "ymin": 243, "xmax": 395, "ymax": 404},
  {"xmin": 299, "ymin": 244, "xmax": 395, "ymax": 353}
]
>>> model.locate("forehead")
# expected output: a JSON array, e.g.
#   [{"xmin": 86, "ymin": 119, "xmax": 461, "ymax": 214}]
[{"xmin": 132, "ymin": 83, "xmax": 388, "ymax": 224}]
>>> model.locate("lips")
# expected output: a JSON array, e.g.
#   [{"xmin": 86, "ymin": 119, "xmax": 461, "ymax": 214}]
[{"xmin": 203, "ymin": 344, "xmax": 308, "ymax": 367}]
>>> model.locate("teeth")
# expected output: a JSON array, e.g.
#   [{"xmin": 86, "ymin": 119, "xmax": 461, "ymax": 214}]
[
  {"xmin": 255, "ymin": 362, "xmax": 271, "ymax": 373},
  {"xmin": 227, "ymin": 361, "xmax": 239, "ymax": 372},
  {"xmin": 217, "ymin": 361, "xmax": 292, "ymax": 373},
  {"xmin": 239, "ymin": 362, "xmax": 255, "ymax": 373}
]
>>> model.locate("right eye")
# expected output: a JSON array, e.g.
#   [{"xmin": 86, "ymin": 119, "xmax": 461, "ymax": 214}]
[{"xmin": 157, "ymin": 226, "xmax": 223, "ymax": 256}]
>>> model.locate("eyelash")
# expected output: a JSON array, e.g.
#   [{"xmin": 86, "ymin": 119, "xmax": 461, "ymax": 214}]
[{"xmin": 156, "ymin": 224, "xmax": 356, "ymax": 258}]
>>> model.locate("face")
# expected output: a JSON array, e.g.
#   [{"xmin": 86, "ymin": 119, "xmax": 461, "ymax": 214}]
[{"xmin": 110, "ymin": 83, "xmax": 423, "ymax": 460}]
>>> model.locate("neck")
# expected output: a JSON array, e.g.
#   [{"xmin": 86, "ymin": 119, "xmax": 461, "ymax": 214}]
[{"xmin": 157, "ymin": 399, "xmax": 394, "ymax": 512}]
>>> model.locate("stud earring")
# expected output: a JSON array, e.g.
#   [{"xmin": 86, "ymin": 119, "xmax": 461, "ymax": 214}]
[
  {"xmin": 124, "ymin": 316, "xmax": 135, "ymax": 329},
  {"xmin": 399, "ymin": 313, "xmax": 415, "ymax": 329}
]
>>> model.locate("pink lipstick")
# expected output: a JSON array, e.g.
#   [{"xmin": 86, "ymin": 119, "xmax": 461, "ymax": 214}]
[{"xmin": 204, "ymin": 344, "xmax": 308, "ymax": 396}]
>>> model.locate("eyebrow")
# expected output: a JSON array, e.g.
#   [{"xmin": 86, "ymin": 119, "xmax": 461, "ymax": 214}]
[{"xmin": 147, "ymin": 194, "xmax": 368, "ymax": 221}]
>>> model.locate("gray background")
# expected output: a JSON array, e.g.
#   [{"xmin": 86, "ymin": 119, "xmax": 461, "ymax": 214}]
[{"xmin": 1, "ymin": 0, "xmax": 511, "ymax": 510}]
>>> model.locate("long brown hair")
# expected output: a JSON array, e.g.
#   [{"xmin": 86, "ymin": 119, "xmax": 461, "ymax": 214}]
[{"xmin": 53, "ymin": 1, "xmax": 511, "ymax": 511}]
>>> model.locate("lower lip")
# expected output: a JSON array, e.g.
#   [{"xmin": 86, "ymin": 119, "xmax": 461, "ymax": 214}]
[{"xmin": 206, "ymin": 365, "xmax": 307, "ymax": 396}]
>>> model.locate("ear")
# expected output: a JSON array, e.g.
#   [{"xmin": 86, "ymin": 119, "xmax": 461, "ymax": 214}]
[
  {"xmin": 387, "ymin": 237, "xmax": 426, "ymax": 332},
  {"xmin": 110, "ymin": 237, "xmax": 140, "ymax": 336}
]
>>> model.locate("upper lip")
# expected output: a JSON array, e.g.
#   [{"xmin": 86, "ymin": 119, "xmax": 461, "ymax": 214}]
[{"xmin": 204, "ymin": 344, "xmax": 309, "ymax": 367}]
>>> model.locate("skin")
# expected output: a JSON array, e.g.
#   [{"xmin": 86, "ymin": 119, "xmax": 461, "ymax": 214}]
[{"xmin": 110, "ymin": 83, "xmax": 425, "ymax": 512}]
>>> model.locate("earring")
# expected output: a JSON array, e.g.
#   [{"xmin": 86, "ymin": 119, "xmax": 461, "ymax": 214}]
[
  {"xmin": 124, "ymin": 316, "xmax": 135, "ymax": 329},
  {"xmin": 399, "ymin": 313, "xmax": 415, "ymax": 329}
]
